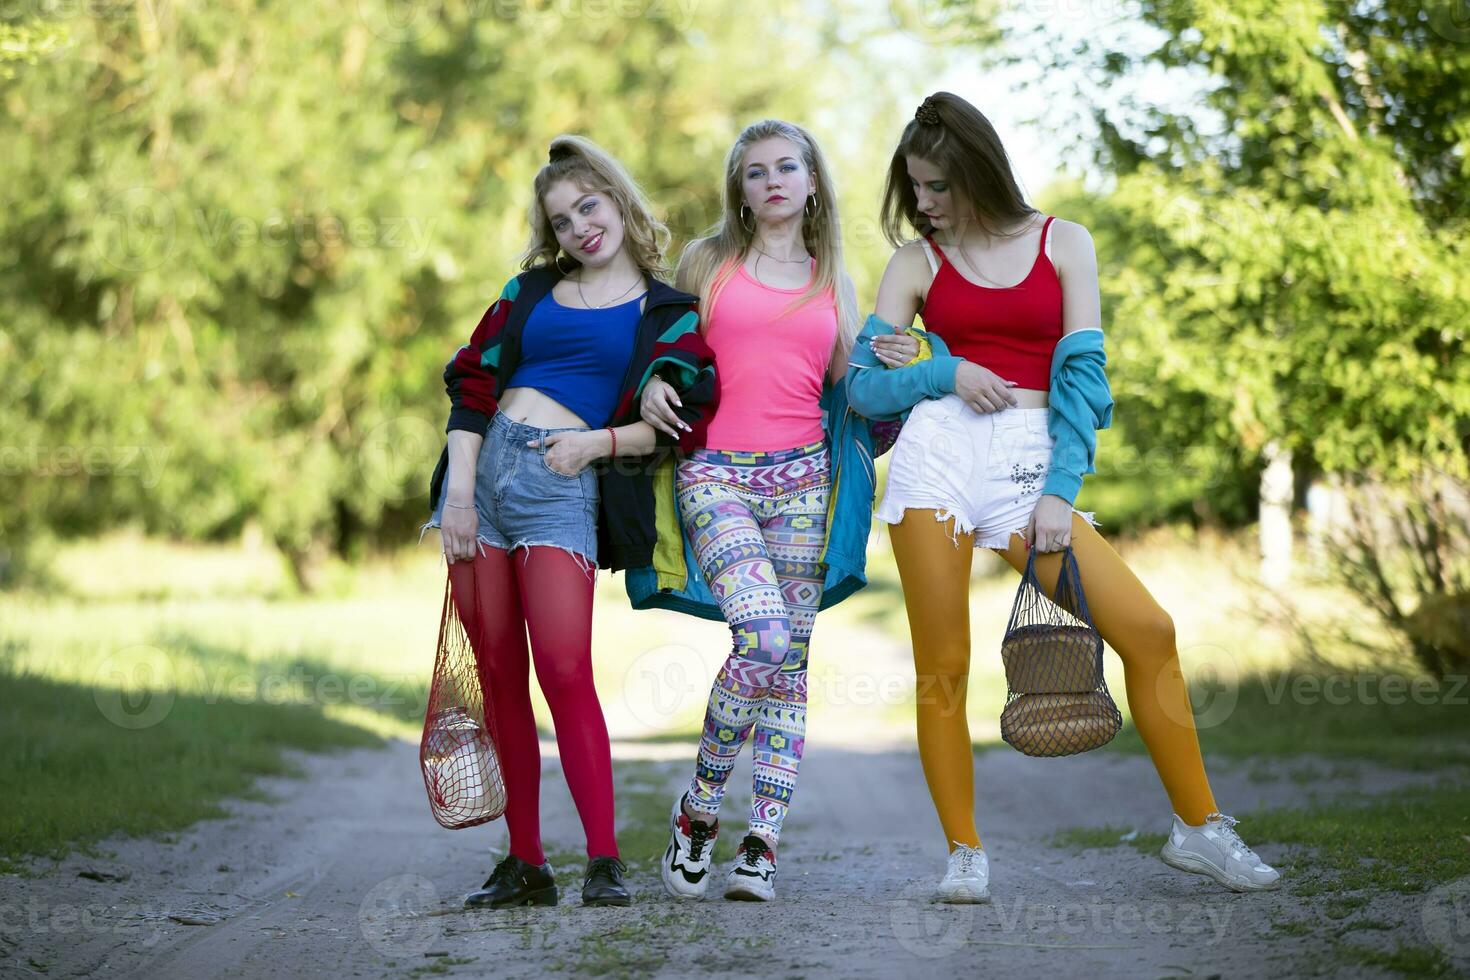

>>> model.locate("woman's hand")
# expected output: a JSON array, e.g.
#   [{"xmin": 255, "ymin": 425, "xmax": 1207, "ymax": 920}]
[
  {"xmin": 870, "ymin": 329, "xmax": 920, "ymax": 367},
  {"xmin": 953, "ymin": 361, "xmax": 1020, "ymax": 414},
  {"xmin": 640, "ymin": 377, "xmax": 690, "ymax": 439},
  {"xmin": 1026, "ymin": 494, "xmax": 1074, "ymax": 553},
  {"xmin": 531, "ymin": 430, "xmax": 605, "ymax": 477},
  {"xmin": 441, "ymin": 500, "xmax": 482, "ymax": 563}
]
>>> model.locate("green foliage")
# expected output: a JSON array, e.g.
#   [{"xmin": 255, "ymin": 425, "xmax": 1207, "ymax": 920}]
[
  {"xmin": 1050, "ymin": 0, "xmax": 1469, "ymax": 486},
  {"xmin": 1107, "ymin": 670, "xmax": 1470, "ymax": 769},
  {"xmin": 0, "ymin": 15, "xmax": 68, "ymax": 78},
  {"xmin": 0, "ymin": 668, "xmax": 381, "ymax": 871},
  {"xmin": 1024, "ymin": 1, "xmax": 1470, "ymax": 664},
  {"xmin": 0, "ymin": 1, "xmax": 916, "ymax": 586}
]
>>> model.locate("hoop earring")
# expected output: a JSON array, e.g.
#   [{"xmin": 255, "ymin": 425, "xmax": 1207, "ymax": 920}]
[
  {"xmin": 805, "ymin": 194, "xmax": 819, "ymax": 219},
  {"xmin": 553, "ymin": 251, "xmax": 576, "ymax": 275},
  {"xmin": 739, "ymin": 204, "xmax": 755, "ymax": 233}
]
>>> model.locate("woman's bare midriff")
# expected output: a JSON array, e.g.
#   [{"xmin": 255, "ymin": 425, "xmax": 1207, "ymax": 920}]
[
  {"xmin": 1008, "ymin": 387, "xmax": 1049, "ymax": 410},
  {"xmin": 498, "ymin": 387, "xmax": 591, "ymax": 430}
]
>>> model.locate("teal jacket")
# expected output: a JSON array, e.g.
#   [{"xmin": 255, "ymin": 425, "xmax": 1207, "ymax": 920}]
[
  {"xmin": 622, "ymin": 376, "xmax": 881, "ymax": 622},
  {"xmin": 845, "ymin": 314, "xmax": 1113, "ymax": 504}
]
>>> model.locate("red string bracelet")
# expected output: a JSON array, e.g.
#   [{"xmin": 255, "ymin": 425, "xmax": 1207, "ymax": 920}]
[{"xmin": 605, "ymin": 427, "xmax": 616, "ymax": 457}]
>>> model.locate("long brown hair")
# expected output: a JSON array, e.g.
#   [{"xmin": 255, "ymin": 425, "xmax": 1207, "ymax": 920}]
[
  {"xmin": 521, "ymin": 134, "xmax": 670, "ymax": 276},
  {"xmin": 880, "ymin": 92, "xmax": 1037, "ymax": 245},
  {"xmin": 679, "ymin": 119, "xmax": 859, "ymax": 383}
]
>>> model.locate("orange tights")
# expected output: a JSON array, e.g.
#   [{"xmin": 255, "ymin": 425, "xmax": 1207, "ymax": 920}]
[{"xmin": 888, "ymin": 510, "xmax": 1218, "ymax": 850}]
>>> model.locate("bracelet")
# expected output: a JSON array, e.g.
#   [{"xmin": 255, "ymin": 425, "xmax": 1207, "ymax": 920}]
[
  {"xmin": 444, "ymin": 502, "xmax": 474, "ymax": 510},
  {"xmin": 605, "ymin": 426, "xmax": 616, "ymax": 457}
]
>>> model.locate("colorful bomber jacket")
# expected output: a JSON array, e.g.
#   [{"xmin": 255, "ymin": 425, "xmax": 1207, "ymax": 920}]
[{"xmin": 426, "ymin": 265, "xmax": 720, "ymax": 571}]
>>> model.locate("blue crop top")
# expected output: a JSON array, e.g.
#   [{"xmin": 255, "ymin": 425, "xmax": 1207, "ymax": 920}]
[{"xmin": 505, "ymin": 291, "xmax": 644, "ymax": 428}]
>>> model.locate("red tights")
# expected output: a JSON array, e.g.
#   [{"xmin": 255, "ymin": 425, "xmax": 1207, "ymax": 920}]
[{"xmin": 446, "ymin": 546, "xmax": 617, "ymax": 864}]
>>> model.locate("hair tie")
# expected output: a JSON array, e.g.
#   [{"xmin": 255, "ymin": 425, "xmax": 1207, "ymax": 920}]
[{"xmin": 915, "ymin": 97, "xmax": 942, "ymax": 126}]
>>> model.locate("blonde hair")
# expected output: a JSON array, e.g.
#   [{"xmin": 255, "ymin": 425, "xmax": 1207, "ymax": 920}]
[
  {"xmin": 520, "ymin": 135, "xmax": 670, "ymax": 277},
  {"xmin": 678, "ymin": 120, "xmax": 859, "ymax": 382}
]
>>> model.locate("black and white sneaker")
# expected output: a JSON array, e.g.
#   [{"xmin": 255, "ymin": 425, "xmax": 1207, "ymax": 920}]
[
  {"xmin": 660, "ymin": 794, "xmax": 719, "ymax": 899},
  {"xmin": 724, "ymin": 834, "xmax": 776, "ymax": 902}
]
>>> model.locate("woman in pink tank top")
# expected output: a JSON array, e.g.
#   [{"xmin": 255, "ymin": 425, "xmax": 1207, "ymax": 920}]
[{"xmin": 639, "ymin": 119, "xmax": 860, "ymax": 903}]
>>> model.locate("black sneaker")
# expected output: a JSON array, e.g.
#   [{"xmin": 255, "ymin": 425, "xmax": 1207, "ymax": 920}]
[
  {"xmin": 463, "ymin": 854, "xmax": 558, "ymax": 909},
  {"xmin": 724, "ymin": 834, "xmax": 776, "ymax": 902},
  {"xmin": 581, "ymin": 856, "xmax": 632, "ymax": 907}
]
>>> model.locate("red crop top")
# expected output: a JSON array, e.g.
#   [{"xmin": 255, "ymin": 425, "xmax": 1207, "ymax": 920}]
[{"xmin": 919, "ymin": 216, "xmax": 1063, "ymax": 390}]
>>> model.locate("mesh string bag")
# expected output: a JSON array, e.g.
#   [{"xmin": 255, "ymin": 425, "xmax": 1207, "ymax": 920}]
[
  {"xmin": 419, "ymin": 569, "xmax": 507, "ymax": 828},
  {"xmin": 999, "ymin": 546, "xmax": 1122, "ymax": 757}
]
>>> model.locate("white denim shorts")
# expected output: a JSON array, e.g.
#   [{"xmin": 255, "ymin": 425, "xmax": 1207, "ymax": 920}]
[{"xmin": 874, "ymin": 394, "xmax": 1099, "ymax": 550}]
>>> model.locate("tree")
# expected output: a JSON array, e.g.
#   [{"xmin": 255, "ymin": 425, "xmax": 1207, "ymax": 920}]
[
  {"xmin": 1018, "ymin": 0, "xmax": 1470, "ymax": 671},
  {"xmin": 0, "ymin": 0, "xmax": 920, "ymax": 589}
]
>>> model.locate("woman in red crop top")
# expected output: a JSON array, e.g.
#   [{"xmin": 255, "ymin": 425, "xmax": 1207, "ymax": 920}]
[{"xmin": 864, "ymin": 92, "xmax": 1280, "ymax": 902}]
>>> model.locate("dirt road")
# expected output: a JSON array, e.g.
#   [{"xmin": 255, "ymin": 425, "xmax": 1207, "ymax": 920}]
[{"xmin": 6, "ymin": 720, "xmax": 1451, "ymax": 979}]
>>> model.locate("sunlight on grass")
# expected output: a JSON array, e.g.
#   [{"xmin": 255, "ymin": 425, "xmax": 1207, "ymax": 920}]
[{"xmin": 1, "ymin": 521, "xmax": 1432, "ymax": 868}]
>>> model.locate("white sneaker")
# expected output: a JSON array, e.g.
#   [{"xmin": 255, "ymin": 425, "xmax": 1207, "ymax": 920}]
[
  {"xmin": 724, "ymin": 835, "xmax": 777, "ymax": 902},
  {"xmin": 1160, "ymin": 812, "xmax": 1281, "ymax": 892},
  {"xmin": 935, "ymin": 842, "xmax": 990, "ymax": 903},
  {"xmin": 660, "ymin": 794, "xmax": 719, "ymax": 899}
]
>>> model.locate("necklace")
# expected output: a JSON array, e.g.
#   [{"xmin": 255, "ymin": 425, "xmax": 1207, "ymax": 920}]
[
  {"xmin": 573, "ymin": 271, "xmax": 644, "ymax": 309},
  {"xmin": 752, "ymin": 242, "xmax": 810, "ymax": 264},
  {"xmin": 749, "ymin": 242, "xmax": 812, "ymax": 288}
]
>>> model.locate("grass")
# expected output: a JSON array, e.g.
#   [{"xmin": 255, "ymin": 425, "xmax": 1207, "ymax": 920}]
[
  {"xmin": 6, "ymin": 524, "xmax": 1464, "ymax": 918},
  {"xmin": 1106, "ymin": 670, "xmax": 1470, "ymax": 770},
  {"xmin": 1247, "ymin": 786, "xmax": 1470, "ymax": 897},
  {"xmin": 1050, "ymin": 675, "xmax": 1470, "ymax": 979},
  {"xmin": 0, "ymin": 533, "xmax": 448, "ymax": 871},
  {"xmin": 1052, "ymin": 786, "xmax": 1470, "ymax": 976},
  {"xmin": 1339, "ymin": 943, "xmax": 1461, "ymax": 978},
  {"xmin": 0, "ymin": 668, "xmax": 382, "ymax": 872},
  {"xmin": 1049, "ymin": 825, "xmax": 1165, "ymax": 854}
]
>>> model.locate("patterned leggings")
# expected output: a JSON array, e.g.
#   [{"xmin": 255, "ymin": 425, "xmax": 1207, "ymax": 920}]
[{"xmin": 675, "ymin": 440, "xmax": 830, "ymax": 846}]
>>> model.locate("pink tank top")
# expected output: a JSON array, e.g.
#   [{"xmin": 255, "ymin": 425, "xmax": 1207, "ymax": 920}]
[{"xmin": 702, "ymin": 262, "xmax": 838, "ymax": 452}]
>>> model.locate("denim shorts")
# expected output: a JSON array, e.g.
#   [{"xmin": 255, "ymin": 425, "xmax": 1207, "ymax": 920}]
[
  {"xmin": 874, "ymin": 395, "xmax": 1099, "ymax": 550},
  {"xmin": 419, "ymin": 410, "xmax": 600, "ymax": 570}
]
